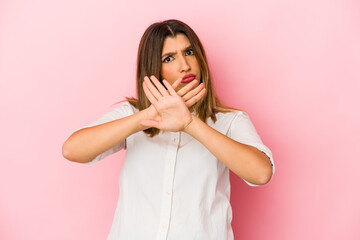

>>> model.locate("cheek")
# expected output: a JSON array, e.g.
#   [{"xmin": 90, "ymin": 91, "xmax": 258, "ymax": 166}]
[
  {"xmin": 161, "ymin": 66, "xmax": 174, "ymax": 80},
  {"xmin": 190, "ymin": 59, "xmax": 201, "ymax": 78},
  {"xmin": 192, "ymin": 59, "xmax": 200, "ymax": 70}
]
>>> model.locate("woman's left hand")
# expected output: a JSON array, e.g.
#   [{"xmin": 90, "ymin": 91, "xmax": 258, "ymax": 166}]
[{"xmin": 141, "ymin": 76, "xmax": 200, "ymax": 132}]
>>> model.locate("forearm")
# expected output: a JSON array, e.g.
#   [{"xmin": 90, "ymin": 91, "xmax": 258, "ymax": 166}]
[
  {"xmin": 184, "ymin": 115, "xmax": 273, "ymax": 185},
  {"xmin": 62, "ymin": 110, "xmax": 148, "ymax": 163}
]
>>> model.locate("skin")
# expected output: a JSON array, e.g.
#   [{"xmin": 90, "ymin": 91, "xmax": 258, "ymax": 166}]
[
  {"xmin": 160, "ymin": 33, "xmax": 202, "ymax": 90},
  {"xmin": 62, "ymin": 78, "xmax": 205, "ymax": 164},
  {"xmin": 142, "ymin": 76, "xmax": 273, "ymax": 185},
  {"xmin": 63, "ymin": 34, "xmax": 273, "ymax": 186},
  {"xmin": 141, "ymin": 34, "xmax": 273, "ymax": 185}
]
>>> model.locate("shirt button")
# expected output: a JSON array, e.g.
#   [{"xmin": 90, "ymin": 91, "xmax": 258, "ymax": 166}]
[
  {"xmin": 166, "ymin": 191, "xmax": 170, "ymax": 195},
  {"xmin": 173, "ymin": 138, "xmax": 176, "ymax": 142}
]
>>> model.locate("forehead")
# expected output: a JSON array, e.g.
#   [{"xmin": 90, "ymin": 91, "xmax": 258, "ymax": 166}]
[{"xmin": 162, "ymin": 33, "xmax": 191, "ymax": 53}]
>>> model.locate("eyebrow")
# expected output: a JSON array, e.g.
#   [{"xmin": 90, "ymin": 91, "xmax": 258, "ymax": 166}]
[{"xmin": 161, "ymin": 45, "xmax": 193, "ymax": 59}]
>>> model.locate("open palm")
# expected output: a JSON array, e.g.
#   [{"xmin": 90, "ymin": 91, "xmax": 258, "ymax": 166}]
[{"xmin": 141, "ymin": 76, "xmax": 206, "ymax": 132}]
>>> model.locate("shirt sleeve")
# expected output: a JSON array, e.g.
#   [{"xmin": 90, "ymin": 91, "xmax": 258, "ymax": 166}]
[
  {"xmin": 75, "ymin": 102, "xmax": 134, "ymax": 165},
  {"xmin": 228, "ymin": 111, "xmax": 275, "ymax": 187}
]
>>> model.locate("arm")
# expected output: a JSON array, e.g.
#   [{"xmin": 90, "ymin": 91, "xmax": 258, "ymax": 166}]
[
  {"xmin": 142, "ymin": 76, "xmax": 273, "ymax": 186},
  {"xmin": 62, "ymin": 109, "xmax": 149, "ymax": 163},
  {"xmin": 62, "ymin": 77, "xmax": 205, "ymax": 164},
  {"xmin": 184, "ymin": 115, "xmax": 273, "ymax": 185}
]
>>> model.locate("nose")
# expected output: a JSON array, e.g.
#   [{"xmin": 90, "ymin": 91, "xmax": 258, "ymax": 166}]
[{"xmin": 179, "ymin": 55, "xmax": 190, "ymax": 72}]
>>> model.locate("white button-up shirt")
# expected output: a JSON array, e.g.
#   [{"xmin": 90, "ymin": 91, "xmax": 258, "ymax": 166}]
[{"xmin": 82, "ymin": 102, "xmax": 274, "ymax": 240}]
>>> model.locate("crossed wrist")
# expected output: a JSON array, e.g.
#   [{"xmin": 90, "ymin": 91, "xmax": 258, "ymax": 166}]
[{"xmin": 183, "ymin": 114, "xmax": 197, "ymax": 133}]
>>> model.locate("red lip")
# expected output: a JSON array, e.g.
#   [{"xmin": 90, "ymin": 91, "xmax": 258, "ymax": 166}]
[{"xmin": 181, "ymin": 74, "xmax": 196, "ymax": 83}]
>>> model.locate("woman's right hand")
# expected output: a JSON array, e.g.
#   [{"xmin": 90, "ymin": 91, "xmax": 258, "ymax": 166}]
[
  {"xmin": 142, "ymin": 76, "xmax": 206, "ymax": 129},
  {"xmin": 142, "ymin": 77, "xmax": 205, "ymax": 124},
  {"xmin": 63, "ymin": 77, "xmax": 205, "ymax": 163},
  {"xmin": 140, "ymin": 76, "xmax": 206, "ymax": 131}
]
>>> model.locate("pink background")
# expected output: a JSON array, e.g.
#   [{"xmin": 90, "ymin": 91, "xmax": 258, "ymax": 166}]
[{"xmin": 1, "ymin": 0, "xmax": 359, "ymax": 239}]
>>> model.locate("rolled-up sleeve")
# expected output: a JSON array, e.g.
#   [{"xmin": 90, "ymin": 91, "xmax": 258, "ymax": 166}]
[
  {"xmin": 228, "ymin": 111, "xmax": 275, "ymax": 186},
  {"xmin": 74, "ymin": 102, "xmax": 134, "ymax": 165}
]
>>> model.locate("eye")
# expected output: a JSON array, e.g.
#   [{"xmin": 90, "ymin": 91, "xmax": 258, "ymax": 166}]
[
  {"xmin": 162, "ymin": 56, "xmax": 174, "ymax": 63},
  {"xmin": 185, "ymin": 49, "xmax": 194, "ymax": 56}
]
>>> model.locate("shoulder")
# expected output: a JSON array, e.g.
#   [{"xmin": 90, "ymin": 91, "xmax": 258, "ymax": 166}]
[
  {"xmin": 210, "ymin": 109, "xmax": 249, "ymax": 124},
  {"xmin": 205, "ymin": 109, "xmax": 249, "ymax": 133},
  {"xmin": 89, "ymin": 101, "xmax": 137, "ymax": 126},
  {"xmin": 112, "ymin": 101, "xmax": 139, "ymax": 116}
]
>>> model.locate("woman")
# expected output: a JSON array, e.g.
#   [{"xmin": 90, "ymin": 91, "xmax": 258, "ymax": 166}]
[{"xmin": 63, "ymin": 19, "xmax": 274, "ymax": 240}]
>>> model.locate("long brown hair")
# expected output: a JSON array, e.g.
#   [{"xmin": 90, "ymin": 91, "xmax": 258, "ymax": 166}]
[{"xmin": 125, "ymin": 19, "xmax": 238, "ymax": 137}]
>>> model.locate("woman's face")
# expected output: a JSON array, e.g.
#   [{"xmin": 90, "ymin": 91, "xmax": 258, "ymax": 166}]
[{"xmin": 161, "ymin": 33, "xmax": 201, "ymax": 91}]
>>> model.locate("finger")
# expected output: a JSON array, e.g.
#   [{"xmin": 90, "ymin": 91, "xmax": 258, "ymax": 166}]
[
  {"xmin": 177, "ymin": 79, "xmax": 199, "ymax": 97},
  {"xmin": 176, "ymin": 79, "xmax": 199, "ymax": 97},
  {"xmin": 185, "ymin": 88, "xmax": 207, "ymax": 108},
  {"xmin": 162, "ymin": 80, "xmax": 177, "ymax": 96},
  {"xmin": 183, "ymin": 83, "xmax": 204, "ymax": 102},
  {"xmin": 144, "ymin": 76, "xmax": 162, "ymax": 100},
  {"xmin": 171, "ymin": 77, "xmax": 182, "ymax": 90},
  {"xmin": 143, "ymin": 81, "xmax": 158, "ymax": 105},
  {"xmin": 150, "ymin": 76, "xmax": 169, "ymax": 96}
]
